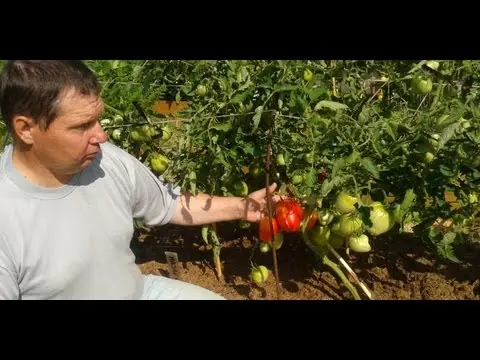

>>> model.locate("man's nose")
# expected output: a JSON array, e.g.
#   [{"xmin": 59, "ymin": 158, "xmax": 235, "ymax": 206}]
[{"xmin": 91, "ymin": 122, "xmax": 108, "ymax": 144}]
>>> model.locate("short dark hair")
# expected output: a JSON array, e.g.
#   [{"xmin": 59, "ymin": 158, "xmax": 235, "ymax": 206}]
[{"xmin": 0, "ymin": 60, "xmax": 101, "ymax": 131}]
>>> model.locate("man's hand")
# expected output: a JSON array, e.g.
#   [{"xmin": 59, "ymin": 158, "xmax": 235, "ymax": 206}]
[{"xmin": 238, "ymin": 183, "xmax": 280, "ymax": 223}]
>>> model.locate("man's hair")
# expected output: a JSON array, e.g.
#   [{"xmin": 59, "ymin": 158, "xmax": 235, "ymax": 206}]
[{"xmin": 0, "ymin": 60, "xmax": 101, "ymax": 131}]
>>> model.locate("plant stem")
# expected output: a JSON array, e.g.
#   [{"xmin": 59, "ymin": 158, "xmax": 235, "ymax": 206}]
[
  {"xmin": 211, "ymin": 223, "xmax": 223, "ymax": 282},
  {"xmin": 326, "ymin": 244, "xmax": 375, "ymax": 300},
  {"xmin": 322, "ymin": 255, "xmax": 361, "ymax": 300},
  {"xmin": 265, "ymin": 126, "xmax": 282, "ymax": 300},
  {"xmin": 104, "ymin": 102, "xmax": 124, "ymax": 116}
]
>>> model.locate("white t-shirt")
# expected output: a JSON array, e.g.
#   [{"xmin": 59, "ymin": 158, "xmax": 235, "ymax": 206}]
[{"xmin": 0, "ymin": 141, "xmax": 180, "ymax": 299}]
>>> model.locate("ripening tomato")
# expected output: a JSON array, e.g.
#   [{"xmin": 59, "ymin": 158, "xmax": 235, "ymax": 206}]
[
  {"xmin": 275, "ymin": 199, "xmax": 304, "ymax": 232},
  {"xmin": 259, "ymin": 217, "xmax": 279, "ymax": 242},
  {"xmin": 305, "ymin": 211, "xmax": 318, "ymax": 230}
]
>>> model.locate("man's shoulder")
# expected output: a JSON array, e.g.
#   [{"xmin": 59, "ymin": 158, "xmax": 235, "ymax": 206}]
[{"xmin": 98, "ymin": 141, "xmax": 139, "ymax": 170}]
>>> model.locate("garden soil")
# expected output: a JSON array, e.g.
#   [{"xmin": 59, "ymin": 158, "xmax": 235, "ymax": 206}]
[{"xmin": 132, "ymin": 223, "xmax": 480, "ymax": 300}]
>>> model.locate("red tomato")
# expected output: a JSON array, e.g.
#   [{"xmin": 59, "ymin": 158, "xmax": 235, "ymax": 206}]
[
  {"xmin": 259, "ymin": 217, "xmax": 279, "ymax": 242},
  {"xmin": 275, "ymin": 199, "xmax": 304, "ymax": 232}
]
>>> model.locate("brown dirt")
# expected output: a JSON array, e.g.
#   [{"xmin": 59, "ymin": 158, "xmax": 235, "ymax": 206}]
[{"xmin": 131, "ymin": 223, "xmax": 480, "ymax": 300}]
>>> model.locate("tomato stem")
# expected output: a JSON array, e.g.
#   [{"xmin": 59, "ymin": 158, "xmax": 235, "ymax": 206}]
[
  {"xmin": 430, "ymin": 79, "xmax": 443, "ymax": 109},
  {"xmin": 326, "ymin": 244, "xmax": 374, "ymax": 300},
  {"xmin": 322, "ymin": 255, "xmax": 361, "ymax": 300},
  {"xmin": 265, "ymin": 126, "xmax": 282, "ymax": 300},
  {"xmin": 211, "ymin": 223, "xmax": 223, "ymax": 282},
  {"xmin": 301, "ymin": 231, "xmax": 360, "ymax": 300}
]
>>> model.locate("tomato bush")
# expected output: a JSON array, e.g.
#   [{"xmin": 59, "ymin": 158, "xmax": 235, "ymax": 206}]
[{"xmin": 75, "ymin": 59, "xmax": 480, "ymax": 270}]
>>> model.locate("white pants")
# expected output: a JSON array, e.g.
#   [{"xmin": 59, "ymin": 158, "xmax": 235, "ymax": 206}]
[{"xmin": 140, "ymin": 274, "xmax": 226, "ymax": 300}]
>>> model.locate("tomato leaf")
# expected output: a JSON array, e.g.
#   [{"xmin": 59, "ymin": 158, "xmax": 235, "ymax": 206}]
[
  {"xmin": 438, "ymin": 122, "xmax": 463, "ymax": 149},
  {"xmin": 274, "ymin": 84, "xmax": 299, "ymax": 92},
  {"xmin": 331, "ymin": 158, "xmax": 346, "ymax": 178},
  {"xmin": 250, "ymin": 113, "xmax": 262, "ymax": 134},
  {"xmin": 305, "ymin": 168, "xmax": 316, "ymax": 186},
  {"xmin": 384, "ymin": 123, "xmax": 396, "ymax": 141},
  {"xmin": 308, "ymin": 87, "xmax": 329, "ymax": 102},
  {"xmin": 211, "ymin": 122, "xmax": 231, "ymax": 132},
  {"xmin": 436, "ymin": 232, "xmax": 461, "ymax": 263},
  {"xmin": 242, "ymin": 143, "xmax": 255, "ymax": 156},
  {"xmin": 399, "ymin": 189, "xmax": 416, "ymax": 217},
  {"xmin": 314, "ymin": 100, "xmax": 349, "ymax": 112},
  {"xmin": 361, "ymin": 158, "xmax": 380, "ymax": 179},
  {"xmin": 230, "ymin": 89, "xmax": 253, "ymax": 104}
]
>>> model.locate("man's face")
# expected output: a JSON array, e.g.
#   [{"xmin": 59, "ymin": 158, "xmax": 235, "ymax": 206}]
[{"xmin": 31, "ymin": 88, "xmax": 108, "ymax": 175}]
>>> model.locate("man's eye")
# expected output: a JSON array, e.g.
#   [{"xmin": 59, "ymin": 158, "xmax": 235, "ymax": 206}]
[{"xmin": 77, "ymin": 122, "xmax": 93, "ymax": 130}]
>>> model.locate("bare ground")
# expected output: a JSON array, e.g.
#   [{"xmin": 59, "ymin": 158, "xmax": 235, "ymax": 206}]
[{"xmin": 131, "ymin": 223, "xmax": 480, "ymax": 300}]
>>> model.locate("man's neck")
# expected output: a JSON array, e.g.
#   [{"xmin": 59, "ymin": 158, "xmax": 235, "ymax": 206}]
[{"xmin": 12, "ymin": 145, "xmax": 74, "ymax": 188}]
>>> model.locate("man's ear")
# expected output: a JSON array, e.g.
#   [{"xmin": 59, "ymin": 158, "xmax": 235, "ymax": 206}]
[{"xmin": 12, "ymin": 115, "xmax": 37, "ymax": 145}]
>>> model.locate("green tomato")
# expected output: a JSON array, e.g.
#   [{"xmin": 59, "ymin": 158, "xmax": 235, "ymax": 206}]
[
  {"xmin": 329, "ymin": 234, "xmax": 344, "ymax": 249},
  {"xmin": 150, "ymin": 154, "xmax": 169, "ymax": 175},
  {"xmin": 111, "ymin": 129, "xmax": 122, "ymax": 141},
  {"xmin": 426, "ymin": 60, "xmax": 440, "ymax": 70},
  {"xmin": 250, "ymin": 265, "xmax": 269, "ymax": 285},
  {"xmin": 196, "ymin": 84, "xmax": 207, "ymax": 96},
  {"xmin": 424, "ymin": 152, "xmax": 434, "ymax": 163},
  {"xmin": 308, "ymin": 225, "xmax": 330, "ymax": 247},
  {"xmin": 303, "ymin": 69, "xmax": 313, "ymax": 81},
  {"xmin": 249, "ymin": 162, "xmax": 264, "ymax": 178},
  {"xmin": 411, "ymin": 75, "xmax": 433, "ymax": 94},
  {"xmin": 233, "ymin": 180, "xmax": 249, "ymax": 197},
  {"xmin": 304, "ymin": 153, "xmax": 314, "ymax": 164},
  {"xmin": 366, "ymin": 202, "xmax": 395, "ymax": 236},
  {"xmin": 332, "ymin": 214, "xmax": 363, "ymax": 237},
  {"xmin": 161, "ymin": 125, "xmax": 172, "ymax": 141},
  {"xmin": 318, "ymin": 209, "xmax": 334, "ymax": 226},
  {"xmin": 468, "ymin": 193, "xmax": 478, "ymax": 204},
  {"xmin": 259, "ymin": 242, "xmax": 270, "ymax": 253},
  {"xmin": 348, "ymin": 234, "xmax": 371, "ymax": 253},
  {"xmin": 335, "ymin": 192, "xmax": 358, "ymax": 214},
  {"xmin": 276, "ymin": 154, "xmax": 286, "ymax": 166},
  {"xmin": 292, "ymin": 174, "xmax": 303, "ymax": 185}
]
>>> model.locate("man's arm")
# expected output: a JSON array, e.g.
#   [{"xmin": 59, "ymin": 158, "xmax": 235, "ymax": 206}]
[
  {"xmin": 169, "ymin": 183, "xmax": 278, "ymax": 226},
  {"xmin": 119, "ymin": 143, "xmax": 278, "ymax": 227}
]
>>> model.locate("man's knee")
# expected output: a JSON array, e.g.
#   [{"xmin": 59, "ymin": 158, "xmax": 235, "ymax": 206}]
[{"xmin": 141, "ymin": 274, "xmax": 226, "ymax": 300}]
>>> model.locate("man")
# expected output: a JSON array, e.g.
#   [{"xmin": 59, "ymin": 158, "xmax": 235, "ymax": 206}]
[{"xmin": 0, "ymin": 60, "xmax": 277, "ymax": 300}]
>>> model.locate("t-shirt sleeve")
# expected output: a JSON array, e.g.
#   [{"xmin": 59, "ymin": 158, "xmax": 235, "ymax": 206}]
[
  {"xmin": 128, "ymin": 154, "xmax": 182, "ymax": 227},
  {"xmin": 0, "ymin": 234, "xmax": 19, "ymax": 300}
]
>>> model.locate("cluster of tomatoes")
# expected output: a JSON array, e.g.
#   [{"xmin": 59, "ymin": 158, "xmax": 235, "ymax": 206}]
[
  {"xmin": 258, "ymin": 198, "xmax": 315, "ymax": 246},
  {"xmin": 250, "ymin": 198, "xmax": 314, "ymax": 285}
]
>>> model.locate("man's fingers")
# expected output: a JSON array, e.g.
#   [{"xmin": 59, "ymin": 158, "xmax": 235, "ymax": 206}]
[
  {"xmin": 269, "ymin": 182, "xmax": 277, "ymax": 192},
  {"xmin": 249, "ymin": 182, "xmax": 278, "ymax": 199}
]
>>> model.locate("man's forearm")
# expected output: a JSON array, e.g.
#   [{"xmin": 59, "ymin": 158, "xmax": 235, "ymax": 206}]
[{"xmin": 169, "ymin": 193, "xmax": 246, "ymax": 226}]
